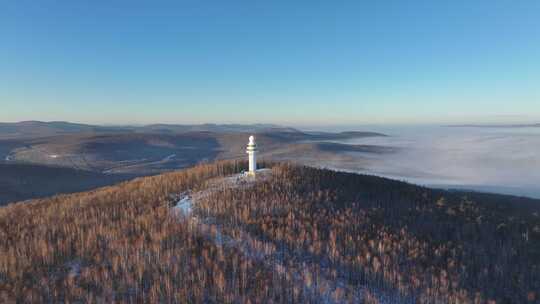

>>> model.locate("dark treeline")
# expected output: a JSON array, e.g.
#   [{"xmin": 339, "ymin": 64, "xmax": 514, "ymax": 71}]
[{"xmin": 1, "ymin": 161, "xmax": 539, "ymax": 303}]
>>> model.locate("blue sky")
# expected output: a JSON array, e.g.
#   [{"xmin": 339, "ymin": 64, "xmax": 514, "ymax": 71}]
[{"xmin": 1, "ymin": 1, "xmax": 539, "ymax": 126}]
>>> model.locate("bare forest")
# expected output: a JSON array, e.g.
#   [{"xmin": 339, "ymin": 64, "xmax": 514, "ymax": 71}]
[{"xmin": 1, "ymin": 161, "xmax": 539, "ymax": 303}]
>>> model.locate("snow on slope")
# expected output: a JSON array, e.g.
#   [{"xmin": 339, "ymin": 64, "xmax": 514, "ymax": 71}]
[{"xmin": 171, "ymin": 169, "xmax": 411, "ymax": 304}]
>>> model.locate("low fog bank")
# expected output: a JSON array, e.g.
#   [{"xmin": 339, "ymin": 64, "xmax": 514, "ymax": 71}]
[{"xmin": 313, "ymin": 125, "xmax": 540, "ymax": 199}]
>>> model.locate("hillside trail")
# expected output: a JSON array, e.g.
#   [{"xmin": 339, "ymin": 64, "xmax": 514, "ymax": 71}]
[{"xmin": 172, "ymin": 169, "xmax": 412, "ymax": 304}]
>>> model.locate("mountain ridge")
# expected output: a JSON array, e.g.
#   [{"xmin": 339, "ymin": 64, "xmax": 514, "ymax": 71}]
[
  {"xmin": 0, "ymin": 121, "xmax": 301, "ymax": 139},
  {"xmin": 446, "ymin": 123, "xmax": 540, "ymax": 128}
]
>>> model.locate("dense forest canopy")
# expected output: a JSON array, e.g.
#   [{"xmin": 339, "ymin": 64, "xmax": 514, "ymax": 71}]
[{"xmin": 0, "ymin": 160, "xmax": 539, "ymax": 303}]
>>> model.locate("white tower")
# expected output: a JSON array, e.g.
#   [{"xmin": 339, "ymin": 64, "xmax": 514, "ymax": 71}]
[{"xmin": 246, "ymin": 135, "xmax": 257, "ymax": 175}]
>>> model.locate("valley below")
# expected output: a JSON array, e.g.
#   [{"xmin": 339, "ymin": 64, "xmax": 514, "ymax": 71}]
[
  {"xmin": 0, "ymin": 122, "xmax": 388, "ymax": 205},
  {"xmin": 1, "ymin": 122, "xmax": 540, "ymax": 205}
]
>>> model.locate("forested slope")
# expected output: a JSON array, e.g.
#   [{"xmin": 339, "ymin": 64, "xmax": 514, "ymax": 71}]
[{"xmin": 0, "ymin": 161, "xmax": 539, "ymax": 303}]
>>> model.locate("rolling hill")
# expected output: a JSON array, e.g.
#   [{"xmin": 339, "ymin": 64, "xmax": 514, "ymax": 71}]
[
  {"xmin": 1, "ymin": 122, "xmax": 386, "ymax": 172},
  {"xmin": 5, "ymin": 133, "xmax": 222, "ymax": 173},
  {"xmin": 0, "ymin": 124, "xmax": 389, "ymax": 205},
  {"xmin": 447, "ymin": 123, "xmax": 540, "ymax": 128},
  {"xmin": 0, "ymin": 163, "xmax": 132, "ymax": 205},
  {"xmin": 0, "ymin": 121, "xmax": 302, "ymax": 139},
  {"xmin": 0, "ymin": 121, "xmax": 130, "ymax": 139},
  {"xmin": 2, "ymin": 131, "xmax": 386, "ymax": 174}
]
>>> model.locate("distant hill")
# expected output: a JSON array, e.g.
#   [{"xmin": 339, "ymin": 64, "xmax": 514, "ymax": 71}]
[
  {"xmin": 305, "ymin": 130, "xmax": 388, "ymax": 139},
  {"xmin": 0, "ymin": 122, "xmax": 389, "ymax": 203},
  {"xmin": 2, "ymin": 132, "xmax": 222, "ymax": 174},
  {"xmin": 139, "ymin": 123, "xmax": 299, "ymax": 134},
  {"xmin": 1, "ymin": 161, "xmax": 538, "ymax": 302},
  {"xmin": 447, "ymin": 123, "xmax": 540, "ymax": 128},
  {"xmin": 0, "ymin": 120, "xmax": 390, "ymax": 139},
  {"xmin": 0, "ymin": 121, "xmax": 131, "ymax": 139},
  {"xmin": 1, "ymin": 128, "xmax": 388, "ymax": 175},
  {"xmin": 0, "ymin": 163, "xmax": 132, "ymax": 206},
  {"xmin": 0, "ymin": 121, "xmax": 300, "ymax": 139}
]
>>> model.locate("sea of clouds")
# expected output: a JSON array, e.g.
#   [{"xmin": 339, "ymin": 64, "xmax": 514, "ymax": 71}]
[{"xmin": 320, "ymin": 125, "xmax": 540, "ymax": 199}]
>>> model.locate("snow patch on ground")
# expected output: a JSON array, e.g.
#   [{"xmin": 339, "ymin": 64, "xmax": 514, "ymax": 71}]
[
  {"xmin": 174, "ymin": 196, "xmax": 193, "ymax": 215},
  {"xmin": 163, "ymin": 154, "xmax": 176, "ymax": 161}
]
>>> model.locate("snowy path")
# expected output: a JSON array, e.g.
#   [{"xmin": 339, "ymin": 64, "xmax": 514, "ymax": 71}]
[
  {"xmin": 172, "ymin": 170, "xmax": 411, "ymax": 304},
  {"xmin": 103, "ymin": 154, "xmax": 176, "ymax": 174}
]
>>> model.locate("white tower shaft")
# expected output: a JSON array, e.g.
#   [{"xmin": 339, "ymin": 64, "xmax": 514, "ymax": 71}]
[
  {"xmin": 249, "ymin": 151, "xmax": 256, "ymax": 172},
  {"xmin": 246, "ymin": 135, "xmax": 257, "ymax": 175}
]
